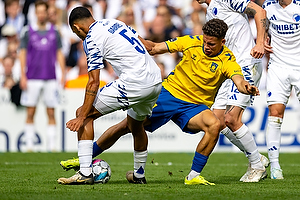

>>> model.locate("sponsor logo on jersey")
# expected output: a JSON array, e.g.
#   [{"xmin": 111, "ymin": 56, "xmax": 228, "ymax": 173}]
[
  {"xmin": 271, "ymin": 23, "xmax": 300, "ymax": 34},
  {"xmin": 269, "ymin": 14, "xmax": 300, "ymax": 34}
]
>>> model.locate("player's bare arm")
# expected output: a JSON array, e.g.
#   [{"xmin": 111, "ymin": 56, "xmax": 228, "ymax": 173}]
[
  {"xmin": 231, "ymin": 74, "xmax": 260, "ymax": 96},
  {"xmin": 57, "ymin": 49, "xmax": 66, "ymax": 88},
  {"xmin": 19, "ymin": 49, "xmax": 28, "ymax": 90},
  {"xmin": 138, "ymin": 36, "xmax": 154, "ymax": 52},
  {"xmin": 66, "ymin": 69, "xmax": 100, "ymax": 132},
  {"xmin": 139, "ymin": 36, "xmax": 169, "ymax": 55},
  {"xmin": 264, "ymin": 19, "xmax": 273, "ymax": 54},
  {"xmin": 245, "ymin": 1, "xmax": 267, "ymax": 59},
  {"xmin": 148, "ymin": 42, "xmax": 169, "ymax": 55},
  {"xmin": 264, "ymin": 36, "xmax": 273, "ymax": 54}
]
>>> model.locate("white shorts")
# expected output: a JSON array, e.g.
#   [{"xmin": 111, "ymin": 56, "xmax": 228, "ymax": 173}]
[
  {"xmin": 93, "ymin": 79, "xmax": 162, "ymax": 121},
  {"xmin": 212, "ymin": 62, "xmax": 262, "ymax": 110},
  {"xmin": 20, "ymin": 79, "xmax": 59, "ymax": 108},
  {"xmin": 267, "ymin": 63, "xmax": 300, "ymax": 106}
]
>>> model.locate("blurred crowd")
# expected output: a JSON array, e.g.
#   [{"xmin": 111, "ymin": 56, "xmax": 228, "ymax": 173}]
[{"xmin": 0, "ymin": 0, "xmax": 266, "ymax": 92}]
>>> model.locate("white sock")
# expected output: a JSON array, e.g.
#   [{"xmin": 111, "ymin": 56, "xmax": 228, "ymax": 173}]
[
  {"xmin": 234, "ymin": 124, "xmax": 263, "ymax": 170},
  {"xmin": 47, "ymin": 125, "xmax": 56, "ymax": 152},
  {"xmin": 266, "ymin": 116, "xmax": 282, "ymax": 170},
  {"xmin": 134, "ymin": 150, "xmax": 147, "ymax": 178},
  {"xmin": 78, "ymin": 140, "xmax": 93, "ymax": 176},
  {"xmin": 221, "ymin": 126, "xmax": 246, "ymax": 153},
  {"xmin": 187, "ymin": 170, "xmax": 200, "ymax": 180},
  {"xmin": 24, "ymin": 124, "xmax": 35, "ymax": 152}
]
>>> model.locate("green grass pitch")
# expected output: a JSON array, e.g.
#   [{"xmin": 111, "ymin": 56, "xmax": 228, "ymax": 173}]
[{"xmin": 0, "ymin": 152, "xmax": 299, "ymax": 200}]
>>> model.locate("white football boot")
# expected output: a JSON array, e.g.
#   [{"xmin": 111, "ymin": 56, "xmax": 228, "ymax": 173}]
[
  {"xmin": 271, "ymin": 168, "xmax": 284, "ymax": 179},
  {"xmin": 240, "ymin": 154, "xmax": 270, "ymax": 182}
]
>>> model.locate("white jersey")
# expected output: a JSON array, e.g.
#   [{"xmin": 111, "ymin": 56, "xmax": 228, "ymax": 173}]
[
  {"xmin": 83, "ymin": 19, "xmax": 162, "ymax": 87},
  {"xmin": 262, "ymin": 0, "xmax": 300, "ymax": 69},
  {"xmin": 206, "ymin": 0, "xmax": 258, "ymax": 66}
]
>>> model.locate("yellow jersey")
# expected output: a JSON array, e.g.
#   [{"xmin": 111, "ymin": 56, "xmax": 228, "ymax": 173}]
[{"xmin": 163, "ymin": 35, "xmax": 243, "ymax": 108}]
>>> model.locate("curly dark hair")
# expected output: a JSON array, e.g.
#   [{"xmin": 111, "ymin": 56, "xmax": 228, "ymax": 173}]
[
  {"xmin": 69, "ymin": 6, "xmax": 92, "ymax": 26},
  {"xmin": 202, "ymin": 19, "xmax": 228, "ymax": 39}
]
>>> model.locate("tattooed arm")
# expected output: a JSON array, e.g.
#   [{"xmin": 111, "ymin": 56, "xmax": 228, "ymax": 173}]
[
  {"xmin": 80, "ymin": 69, "xmax": 100, "ymax": 117},
  {"xmin": 244, "ymin": 1, "xmax": 267, "ymax": 59},
  {"xmin": 66, "ymin": 69, "xmax": 100, "ymax": 132}
]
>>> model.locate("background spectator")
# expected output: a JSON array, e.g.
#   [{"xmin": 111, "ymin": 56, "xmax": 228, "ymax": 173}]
[{"xmin": 4, "ymin": 0, "xmax": 25, "ymax": 36}]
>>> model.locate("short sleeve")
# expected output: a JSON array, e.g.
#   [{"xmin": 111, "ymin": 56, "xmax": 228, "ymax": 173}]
[
  {"xmin": 222, "ymin": 52, "xmax": 243, "ymax": 79},
  {"xmin": 19, "ymin": 26, "xmax": 29, "ymax": 49},
  {"xmin": 83, "ymin": 38, "xmax": 104, "ymax": 72},
  {"xmin": 165, "ymin": 36, "xmax": 185, "ymax": 53},
  {"xmin": 222, "ymin": 0, "xmax": 250, "ymax": 13},
  {"xmin": 55, "ymin": 30, "xmax": 63, "ymax": 49}
]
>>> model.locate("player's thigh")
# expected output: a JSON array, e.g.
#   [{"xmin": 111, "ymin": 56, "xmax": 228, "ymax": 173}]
[
  {"xmin": 187, "ymin": 109, "xmax": 220, "ymax": 133},
  {"xmin": 212, "ymin": 108, "xmax": 226, "ymax": 128},
  {"xmin": 227, "ymin": 63, "xmax": 262, "ymax": 109},
  {"xmin": 93, "ymin": 80, "xmax": 161, "ymax": 117},
  {"xmin": 225, "ymin": 80, "xmax": 251, "ymax": 109},
  {"xmin": 268, "ymin": 103, "xmax": 286, "ymax": 118},
  {"xmin": 242, "ymin": 62, "xmax": 262, "ymax": 87},
  {"xmin": 290, "ymin": 68, "xmax": 300, "ymax": 103},
  {"xmin": 20, "ymin": 80, "xmax": 43, "ymax": 107},
  {"xmin": 43, "ymin": 80, "xmax": 59, "ymax": 108},
  {"xmin": 128, "ymin": 83, "xmax": 161, "ymax": 121},
  {"xmin": 144, "ymin": 87, "xmax": 179, "ymax": 132},
  {"xmin": 267, "ymin": 64, "xmax": 291, "ymax": 106}
]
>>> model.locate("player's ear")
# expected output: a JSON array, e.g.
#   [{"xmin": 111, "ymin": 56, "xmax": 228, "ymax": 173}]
[
  {"xmin": 73, "ymin": 23, "xmax": 80, "ymax": 32},
  {"xmin": 221, "ymin": 38, "xmax": 226, "ymax": 46}
]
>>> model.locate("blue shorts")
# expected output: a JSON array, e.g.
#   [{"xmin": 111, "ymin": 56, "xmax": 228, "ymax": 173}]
[{"xmin": 145, "ymin": 87, "xmax": 209, "ymax": 134}]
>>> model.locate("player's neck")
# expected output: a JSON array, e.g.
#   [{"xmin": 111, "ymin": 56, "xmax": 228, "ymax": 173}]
[
  {"xmin": 37, "ymin": 21, "xmax": 47, "ymax": 30},
  {"xmin": 279, "ymin": 0, "xmax": 292, "ymax": 8}
]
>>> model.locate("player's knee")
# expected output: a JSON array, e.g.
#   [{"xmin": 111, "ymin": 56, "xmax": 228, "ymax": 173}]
[
  {"xmin": 224, "ymin": 114, "xmax": 236, "ymax": 128},
  {"xmin": 120, "ymin": 119, "xmax": 131, "ymax": 133},
  {"xmin": 268, "ymin": 110, "xmax": 284, "ymax": 119},
  {"xmin": 47, "ymin": 111, "xmax": 55, "ymax": 120},
  {"xmin": 26, "ymin": 113, "xmax": 35, "ymax": 121}
]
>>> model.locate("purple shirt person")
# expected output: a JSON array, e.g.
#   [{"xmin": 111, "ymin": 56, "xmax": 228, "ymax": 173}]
[{"xmin": 19, "ymin": 0, "xmax": 66, "ymax": 152}]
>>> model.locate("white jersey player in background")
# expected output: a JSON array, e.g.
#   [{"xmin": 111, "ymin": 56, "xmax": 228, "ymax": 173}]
[
  {"xmin": 196, "ymin": 0, "xmax": 269, "ymax": 182},
  {"xmin": 263, "ymin": 0, "xmax": 300, "ymax": 179},
  {"xmin": 57, "ymin": 7, "xmax": 162, "ymax": 185}
]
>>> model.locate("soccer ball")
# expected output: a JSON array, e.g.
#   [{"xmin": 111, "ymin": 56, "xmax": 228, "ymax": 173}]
[{"xmin": 92, "ymin": 159, "xmax": 111, "ymax": 184}]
